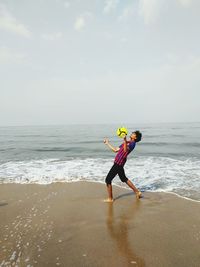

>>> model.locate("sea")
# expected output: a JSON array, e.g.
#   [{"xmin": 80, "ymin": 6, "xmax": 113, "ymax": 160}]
[{"xmin": 0, "ymin": 123, "xmax": 200, "ymax": 201}]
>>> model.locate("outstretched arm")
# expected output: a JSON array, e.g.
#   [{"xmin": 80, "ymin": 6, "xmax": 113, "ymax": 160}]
[{"xmin": 104, "ymin": 138, "xmax": 120, "ymax": 153}]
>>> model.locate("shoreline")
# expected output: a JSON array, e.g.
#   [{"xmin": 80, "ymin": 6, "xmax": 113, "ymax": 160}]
[
  {"xmin": 1, "ymin": 182, "xmax": 200, "ymax": 266},
  {"xmin": 1, "ymin": 179, "xmax": 200, "ymax": 203}
]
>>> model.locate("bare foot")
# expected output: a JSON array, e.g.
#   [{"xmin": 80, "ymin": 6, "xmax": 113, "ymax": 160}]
[
  {"xmin": 136, "ymin": 191, "xmax": 142, "ymax": 200},
  {"xmin": 103, "ymin": 198, "xmax": 114, "ymax": 203}
]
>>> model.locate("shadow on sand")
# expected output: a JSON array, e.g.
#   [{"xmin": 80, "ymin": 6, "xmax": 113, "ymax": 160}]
[
  {"xmin": 114, "ymin": 192, "xmax": 135, "ymax": 201},
  {"xmin": 0, "ymin": 202, "xmax": 8, "ymax": 207},
  {"xmin": 114, "ymin": 191, "xmax": 144, "ymax": 201}
]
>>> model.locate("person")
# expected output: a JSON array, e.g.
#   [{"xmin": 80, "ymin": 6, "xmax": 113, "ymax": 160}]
[{"xmin": 104, "ymin": 130, "xmax": 142, "ymax": 202}]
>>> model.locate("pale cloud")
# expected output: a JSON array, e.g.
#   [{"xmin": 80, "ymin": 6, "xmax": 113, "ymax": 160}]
[
  {"xmin": 118, "ymin": 5, "xmax": 134, "ymax": 21},
  {"xmin": 138, "ymin": 0, "xmax": 193, "ymax": 24},
  {"xmin": 177, "ymin": 0, "xmax": 192, "ymax": 8},
  {"xmin": 120, "ymin": 37, "xmax": 128, "ymax": 43},
  {"xmin": 74, "ymin": 16, "xmax": 85, "ymax": 31},
  {"xmin": 103, "ymin": 0, "xmax": 119, "ymax": 14},
  {"xmin": 0, "ymin": 4, "xmax": 32, "ymax": 38},
  {"xmin": 74, "ymin": 12, "xmax": 94, "ymax": 31},
  {"xmin": 64, "ymin": 1, "xmax": 70, "ymax": 9},
  {"xmin": 41, "ymin": 32, "xmax": 63, "ymax": 41},
  {"xmin": 0, "ymin": 46, "xmax": 26, "ymax": 64},
  {"xmin": 138, "ymin": 0, "xmax": 164, "ymax": 24},
  {"xmin": 103, "ymin": 31, "xmax": 113, "ymax": 40},
  {"xmin": 83, "ymin": 11, "xmax": 94, "ymax": 20},
  {"xmin": 166, "ymin": 52, "xmax": 179, "ymax": 65}
]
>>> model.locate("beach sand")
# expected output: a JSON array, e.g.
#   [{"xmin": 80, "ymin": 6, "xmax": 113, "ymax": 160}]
[{"xmin": 0, "ymin": 182, "xmax": 200, "ymax": 267}]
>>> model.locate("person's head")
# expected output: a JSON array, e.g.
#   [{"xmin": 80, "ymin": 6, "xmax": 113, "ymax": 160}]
[{"xmin": 130, "ymin": 130, "xmax": 142, "ymax": 142}]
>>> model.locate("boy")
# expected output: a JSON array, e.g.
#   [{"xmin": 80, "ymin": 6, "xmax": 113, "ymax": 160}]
[{"xmin": 104, "ymin": 130, "xmax": 142, "ymax": 202}]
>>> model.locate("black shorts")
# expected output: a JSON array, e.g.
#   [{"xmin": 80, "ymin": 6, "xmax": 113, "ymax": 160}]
[{"xmin": 105, "ymin": 163, "xmax": 128, "ymax": 185}]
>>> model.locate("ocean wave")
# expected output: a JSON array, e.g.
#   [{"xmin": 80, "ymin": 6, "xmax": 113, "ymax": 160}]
[
  {"xmin": 34, "ymin": 148, "xmax": 72, "ymax": 152},
  {"xmin": 141, "ymin": 142, "xmax": 200, "ymax": 147},
  {"xmin": 143, "ymin": 134, "xmax": 185, "ymax": 138},
  {"xmin": 77, "ymin": 140, "xmax": 103, "ymax": 144},
  {"xmin": 141, "ymin": 142, "xmax": 171, "ymax": 146},
  {"xmin": 28, "ymin": 147, "xmax": 112, "ymax": 154},
  {"xmin": 0, "ymin": 156, "xmax": 200, "ymax": 201}
]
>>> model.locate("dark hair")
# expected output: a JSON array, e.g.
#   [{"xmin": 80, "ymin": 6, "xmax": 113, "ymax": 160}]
[{"xmin": 134, "ymin": 130, "xmax": 142, "ymax": 142}]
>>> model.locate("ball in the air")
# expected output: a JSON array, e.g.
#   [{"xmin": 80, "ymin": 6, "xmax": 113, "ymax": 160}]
[{"xmin": 116, "ymin": 127, "xmax": 128, "ymax": 138}]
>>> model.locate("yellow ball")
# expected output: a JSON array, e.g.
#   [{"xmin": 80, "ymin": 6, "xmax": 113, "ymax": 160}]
[{"xmin": 116, "ymin": 127, "xmax": 128, "ymax": 138}]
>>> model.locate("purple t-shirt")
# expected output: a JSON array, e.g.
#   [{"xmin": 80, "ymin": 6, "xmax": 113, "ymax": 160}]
[{"xmin": 114, "ymin": 141, "xmax": 136, "ymax": 166}]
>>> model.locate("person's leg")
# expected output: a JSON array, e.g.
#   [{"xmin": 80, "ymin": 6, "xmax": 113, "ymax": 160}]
[
  {"xmin": 118, "ymin": 167, "xmax": 142, "ymax": 199},
  {"xmin": 126, "ymin": 179, "xmax": 142, "ymax": 199},
  {"xmin": 126, "ymin": 179, "xmax": 139, "ymax": 193},
  {"xmin": 104, "ymin": 164, "xmax": 118, "ymax": 202},
  {"xmin": 105, "ymin": 184, "xmax": 113, "ymax": 202}
]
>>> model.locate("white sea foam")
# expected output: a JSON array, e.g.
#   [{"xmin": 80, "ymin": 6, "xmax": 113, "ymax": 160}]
[{"xmin": 0, "ymin": 157, "xmax": 200, "ymax": 200}]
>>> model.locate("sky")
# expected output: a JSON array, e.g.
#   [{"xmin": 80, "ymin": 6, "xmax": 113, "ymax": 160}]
[{"xmin": 0, "ymin": 0, "xmax": 200, "ymax": 126}]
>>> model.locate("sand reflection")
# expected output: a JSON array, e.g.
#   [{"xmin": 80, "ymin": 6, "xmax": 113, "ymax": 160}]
[{"xmin": 106, "ymin": 197, "xmax": 145, "ymax": 266}]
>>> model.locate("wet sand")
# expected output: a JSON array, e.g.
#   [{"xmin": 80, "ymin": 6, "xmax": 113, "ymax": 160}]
[{"xmin": 0, "ymin": 182, "xmax": 200, "ymax": 267}]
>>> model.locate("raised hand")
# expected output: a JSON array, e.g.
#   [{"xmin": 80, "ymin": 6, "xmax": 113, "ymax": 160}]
[{"xmin": 104, "ymin": 138, "xmax": 109, "ymax": 145}]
